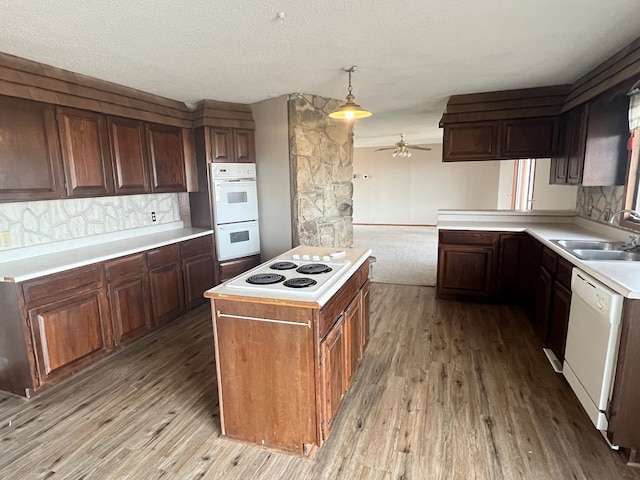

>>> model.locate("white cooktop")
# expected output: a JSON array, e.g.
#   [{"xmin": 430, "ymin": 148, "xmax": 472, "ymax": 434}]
[{"xmin": 206, "ymin": 246, "xmax": 372, "ymax": 306}]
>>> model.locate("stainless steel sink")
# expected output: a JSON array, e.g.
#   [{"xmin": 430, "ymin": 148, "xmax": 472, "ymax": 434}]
[
  {"xmin": 570, "ymin": 249, "xmax": 640, "ymax": 261},
  {"xmin": 552, "ymin": 239, "xmax": 626, "ymax": 251}
]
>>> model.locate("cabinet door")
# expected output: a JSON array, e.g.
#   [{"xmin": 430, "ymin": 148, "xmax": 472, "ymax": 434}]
[
  {"xmin": 437, "ymin": 245, "xmax": 495, "ymax": 296},
  {"xmin": 501, "ymin": 117, "xmax": 557, "ymax": 159},
  {"xmin": 107, "ymin": 116, "xmax": 150, "ymax": 194},
  {"xmin": 535, "ymin": 266, "xmax": 554, "ymax": 341},
  {"xmin": 497, "ymin": 233, "xmax": 524, "ymax": 301},
  {"xmin": 582, "ymin": 95, "xmax": 629, "ymax": 186},
  {"xmin": 547, "ymin": 281, "xmax": 571, "ymax": 363},
  {"xmin": 233, "ymin": 129, "xmax": 256, "ymax": 163},
  {"xmin": 57, "ymin": 107, "xmax": 114, "ymax": 196},
  {"xmin": 210, "ymin": 127, "xmax": 234, "ymax": 163},
  {"xmin": 182, "ymin": 253, "xmax": 215, "ymax": 309},
  {"xmin": 443, "ymin": 121, "xmax": 500, "ymax": 161},
  {"xmin": 28, "ymin": 289, "xmax": 111, "ymax": 385},
  {"xmin": 345, "ymin": 292, "xmax": 364, "ymax": 381},
  {"xmin": 146, "ymin": 124, "xmax": 186, "ymax": 192},
  {"xmin": 549, "ymin": 113, "xmax": 570, "ymax": 184},
  {"xmin": 149, "ymin": 263, "xmax": 184, "ymax": 325},
  {"xmin": 566, "ymin": 105, "xmax": 588, "ymax": 185},
  {"xmin": 362, "ymin": 280, "xmax": 371, "ymax": 346},
  {"xmin": 320, "ymin": 314, "xmax": 348, "ymax": 440},
  {"xmin": 0, "ymin": 95, "xmax": 65, "ymax": 202},
  {"xmin": 108, "ymin": 276, "xmax": 152, "ymax": 345}
]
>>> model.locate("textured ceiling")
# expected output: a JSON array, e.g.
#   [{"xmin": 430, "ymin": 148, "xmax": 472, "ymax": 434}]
[{"xmin": 1, "ymin": 1, "xmax": 640, "ymax": 147}]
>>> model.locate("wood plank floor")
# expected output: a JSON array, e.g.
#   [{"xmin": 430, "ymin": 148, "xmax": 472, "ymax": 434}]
[{"xmin": 1, "ymin": 283, "xmax": 639, "ymax": 479}]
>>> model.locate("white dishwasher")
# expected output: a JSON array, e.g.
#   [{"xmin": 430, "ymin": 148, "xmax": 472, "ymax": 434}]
[{"xmin": 563, "ymin": 268, "xmax": 623, "ymax": 442}]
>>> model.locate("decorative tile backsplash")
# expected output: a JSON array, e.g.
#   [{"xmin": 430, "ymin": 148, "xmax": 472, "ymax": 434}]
[
  {"xmin": 0, "ymin": 193, "xmax": 181, "ymax": 250},
  {"xmin": 576, "ymin": 186, "xmax": 625, "ymax": 223}
]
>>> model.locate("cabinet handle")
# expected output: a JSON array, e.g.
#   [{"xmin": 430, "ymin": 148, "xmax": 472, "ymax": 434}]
[{"xmin": 217, "ymin": 311, "xmax": 311, "ymax": 328}]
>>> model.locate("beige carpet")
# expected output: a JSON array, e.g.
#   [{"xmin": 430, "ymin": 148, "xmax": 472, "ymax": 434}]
[{"xmin": 352, "ymin": 225, "xmax": 438, "ymax": 286}]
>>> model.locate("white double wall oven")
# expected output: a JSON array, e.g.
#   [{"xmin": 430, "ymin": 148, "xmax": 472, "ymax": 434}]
[{"xmin": 210, "ymin": 163, "xmax": 261, "ymax": 261}]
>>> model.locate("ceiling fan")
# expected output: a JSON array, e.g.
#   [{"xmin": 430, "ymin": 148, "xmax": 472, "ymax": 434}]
[{"xmin": 375, "ymin": 134, "xmax": 431, "ymax": 157}]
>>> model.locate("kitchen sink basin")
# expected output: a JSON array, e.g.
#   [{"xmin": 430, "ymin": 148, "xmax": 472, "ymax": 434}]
[
  {"xmin": 570, "ymin": 249, "xmax": 640, "ymax": 261},
  {"xmin": 551, "ymin": 239, "xmax": 626, "ymax": 250}
]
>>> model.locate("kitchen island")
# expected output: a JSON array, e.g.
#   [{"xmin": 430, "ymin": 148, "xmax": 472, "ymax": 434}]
[{"xmin": 204, "ymin": 245, "xmax": 371, "ymax": 457}]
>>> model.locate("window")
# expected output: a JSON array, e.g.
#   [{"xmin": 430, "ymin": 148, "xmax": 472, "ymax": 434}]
[
  {"xmin": 621, "ymin": 129, "xmax": 640, "ymax": 230},
  {"xmin": 512, "ymin": 159, "xmax": 535, "ymax": 210},
  {"xmin": 622, "ymin": 87, "xmax": 640, "ymax": 231}
]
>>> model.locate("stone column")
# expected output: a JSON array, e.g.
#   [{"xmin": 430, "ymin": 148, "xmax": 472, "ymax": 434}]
[{"xmin": 288, "ymin": 93, "xmax": 354, "ymax": 248}]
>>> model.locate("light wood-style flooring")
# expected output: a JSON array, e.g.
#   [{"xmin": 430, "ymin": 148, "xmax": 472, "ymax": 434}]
[{"xmin": 1, "ymin": 283, "xmax": 639, "ymax": 479}]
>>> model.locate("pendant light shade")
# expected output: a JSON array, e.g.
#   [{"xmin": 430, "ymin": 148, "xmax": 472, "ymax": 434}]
[{"xmin": 329, "ymin": 66, "xmax": 372, "ymax": 120}]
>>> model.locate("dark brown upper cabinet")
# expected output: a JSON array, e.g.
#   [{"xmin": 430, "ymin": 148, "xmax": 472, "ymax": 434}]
[
  {"xmin": 210, "ymin": 127, "xmax": 256, "ymax": 163},
  {"xmin": 146, "ymin": 123, "xmax": 187, "ymax": 192},
  {"xmin": 582, "ymin": 95, "xmax": 630, "ymax": 186},
  {"xmin": 501, "ymin": 117, "xmax": 558, "ymax": 159},
  {"xmin": 210, "ymin": 128, "xmax": 234, "ymax": 162},
  {"xmin": 442, "ymin": 118, "xmax": 558, "ymax": 162},
  {"xmin": 0, "ymin": 95, "xmax": 65, "ymax": 202},
  {"xmin": 57, "ymin": 107, "xmax": 114, "ymax": 197},
  {"xmin": 233, "ymin": 129, "xmax": 256, "ymax": 163},
  {"xmin": 550, "ymin": 95, "xmax": 628, "ymax": 186},
  {"xmin": 442, "ymin": 121, "xmax": 500, "ymax": 161},
  {"xmin": 550, "ymin": 105, "xmax": 588, "ymax": 185},
  {"xmin": 107, "ymin": 117, "xmax": 150, "ymax": 195}
]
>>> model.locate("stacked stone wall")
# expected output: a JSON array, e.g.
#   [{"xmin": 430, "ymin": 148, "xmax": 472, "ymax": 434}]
[{"xmin": 288, "ymin": 93, "xmax": 354, "ymax": 247}]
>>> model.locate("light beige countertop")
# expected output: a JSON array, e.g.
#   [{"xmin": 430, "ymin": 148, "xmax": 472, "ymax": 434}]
[
  {"xmin": 437, "ymin": 210, "xmax": 640, "ymax": 299},
  {"xmin": 0, "ymin": 222, "xmax": 213, "ymax": 283}
]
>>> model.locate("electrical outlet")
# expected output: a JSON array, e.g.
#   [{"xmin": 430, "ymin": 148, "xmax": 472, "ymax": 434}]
[
  {"xmin": 0, "ymin": 231, "xmax": 11, "ymax": 248},
  {"xmin": 151, "ymin": 212, "xmax": 157, "ymax": 222}
]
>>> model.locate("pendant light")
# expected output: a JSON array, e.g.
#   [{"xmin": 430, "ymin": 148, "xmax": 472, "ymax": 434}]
[{"xmin": 328, "ymin": 66, "xmax": 372, "ymax": 120}]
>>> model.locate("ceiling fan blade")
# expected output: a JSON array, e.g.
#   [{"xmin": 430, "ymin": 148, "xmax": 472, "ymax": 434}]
[
  {"xmin": 408, "ymin": 146, "xmax": 432, "ymax": 151},
  {"xmin": 375, "ymin": 147, "xmax": 397, "ymax": 151}
]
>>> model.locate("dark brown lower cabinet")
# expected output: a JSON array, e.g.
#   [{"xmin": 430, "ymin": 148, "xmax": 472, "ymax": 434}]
[
  {"xmin": 0, "ymin": 235, "xmax": 215, "ymax": 398},
  {"xmin": 437, "ymin": 230, "xmax": 527, "ymax": 301},
  {"xmin": 28, "ymin": 290, "xmax": 112, "ymax": 386},
  {"xmin": 148, "ymin": 244, "xmax": 185, "ymax": 325},
  {"xmin": 21, "ymin": 265, "xmax": 113, "ymax": 389},
  {"xmin": 547, "ymin": 281, "xmax": 571, "ymax": 363},
  {"xmin": 180, "ymin": 236, "xmax": 215, "ymax": 309},
  {"xmin": 105, "ymin": 254, "xmax": 152, "ymax": 345},
  {"xmin": 217, "ymin": 254, "xmax": 261, "ymax": 283},
  {"xmin": 535, "ymin": 265, "xmax": 554, "ymax": 340}
]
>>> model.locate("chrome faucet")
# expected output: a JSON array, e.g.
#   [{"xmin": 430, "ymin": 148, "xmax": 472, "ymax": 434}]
[{"xmin": 608, "ymin": 209, "xmax": 640, "ymax": 224}]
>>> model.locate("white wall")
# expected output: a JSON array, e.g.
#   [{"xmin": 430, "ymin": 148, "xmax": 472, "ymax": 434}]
[
  {"xmin": 496, "ymin": 160, "xmax": 516, "ymax": 209},
  {"xmin": 251, "ymin": 96, "xmax": 293, "ymax": 258},
  {"xmin": 352, "ymin": 145, "xmax": 502, "ymax": 225},
  {"xmin": 532, "ymin": 158, "xmax": 578, "ymax": 210}
]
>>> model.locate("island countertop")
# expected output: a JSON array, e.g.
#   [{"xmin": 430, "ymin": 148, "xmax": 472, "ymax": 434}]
[{"xmin": 205, "ymin": 245, "xmax": 372, "ymax": 307}]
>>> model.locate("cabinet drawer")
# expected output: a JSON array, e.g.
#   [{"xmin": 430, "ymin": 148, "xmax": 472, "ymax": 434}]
[
  {"xmin": 147, "ymin": 244, "xmax": 179, "ymax": 269},
  {"xmin": 22, "ymin": 264, "xmax": 102, "ymax": 306},
  {"xmin": 104, "ymin": 253, "xmax": 146, "ymax": 281},
  {"xmin": 556, "ymin": 257, "xmax": 574, "ymax": 289},
  {"xmin": 439, "ymin": 230, "xmax": 498, "ymax": 246},
  {"xmin": 180, "ymin": 235, "xmax": 212, "ymax": 258},
  {"xmin": 541, "ymin": 247, "xmax": 558, "ymax": 274},
  {"xmin": 219, "ymin": 255, "xmax": 261, "ymax": 282}
]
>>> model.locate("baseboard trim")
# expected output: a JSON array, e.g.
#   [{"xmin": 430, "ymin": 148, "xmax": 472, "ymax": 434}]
[{"xmin": 353, "ymin": 223, "xmax": 436, "ymax": 227}]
